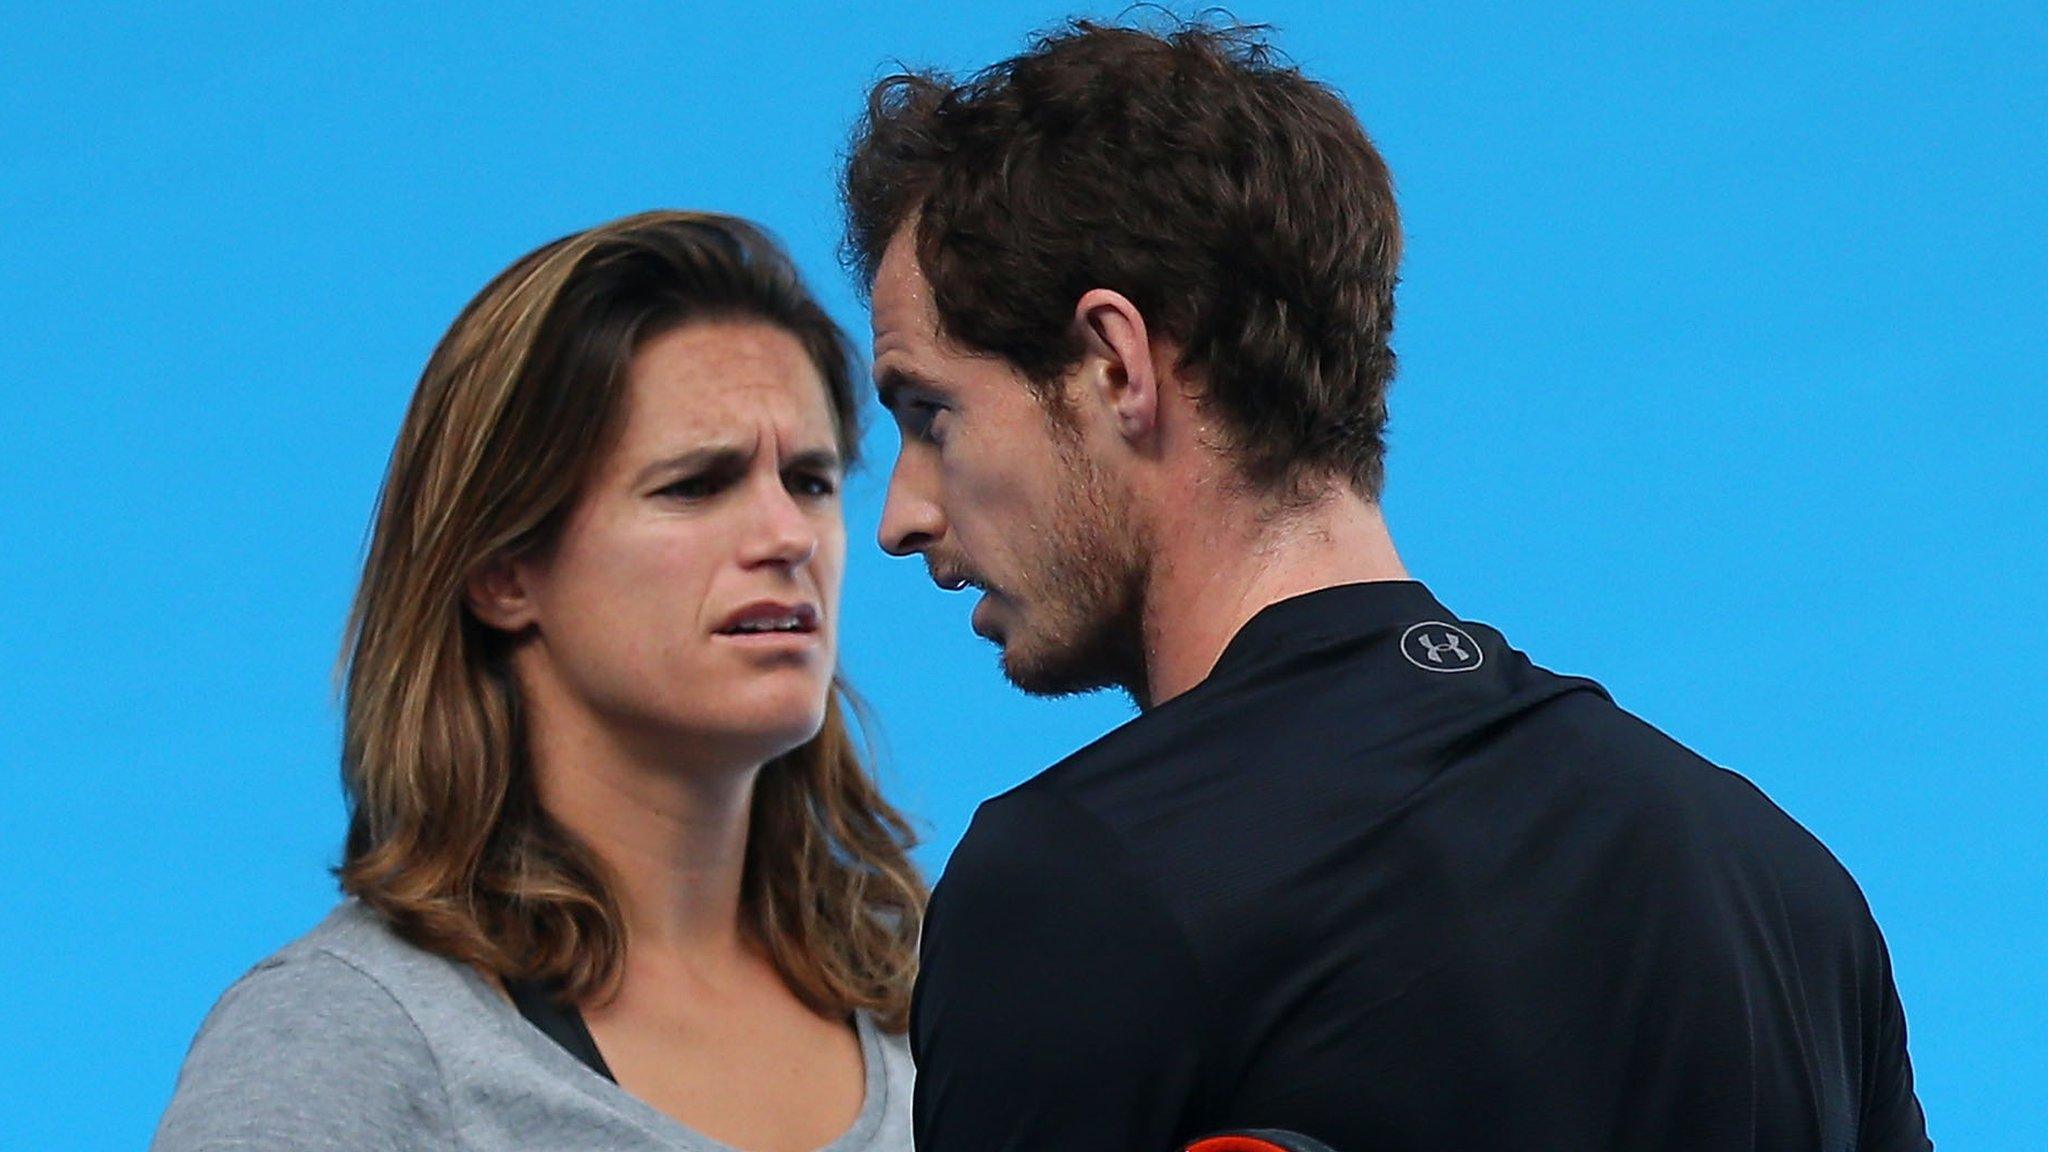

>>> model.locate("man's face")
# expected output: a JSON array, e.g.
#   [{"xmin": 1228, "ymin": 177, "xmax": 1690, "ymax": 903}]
[{"xmin": 870, "ymin": 229, "xmax": 1149, "ymax": 699}]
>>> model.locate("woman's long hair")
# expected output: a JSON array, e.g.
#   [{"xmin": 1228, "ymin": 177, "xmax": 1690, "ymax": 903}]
[{"xmin": 338, "ymin": 211, "xmax": 924, "ymax": 1029}]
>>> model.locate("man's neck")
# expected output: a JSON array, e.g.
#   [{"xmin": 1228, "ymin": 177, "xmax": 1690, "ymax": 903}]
[{"xmin": 1138, "ymin": 484, "xmax": 1408, "ymax": 707}]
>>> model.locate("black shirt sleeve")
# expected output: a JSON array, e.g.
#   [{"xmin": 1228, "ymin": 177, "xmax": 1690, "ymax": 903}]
[
  {"xmin": 912, "ymin": 788, "xmax": 1211, "ymax": 1152},
  {"xmin": 1860, "ymin": 928, "xmax": 1933, "ymax": 1151}
]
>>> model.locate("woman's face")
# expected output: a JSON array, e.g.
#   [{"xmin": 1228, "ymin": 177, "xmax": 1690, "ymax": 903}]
[{"xmin": 498, "ymin": 319, "xmax": 847, "ymax": 768}]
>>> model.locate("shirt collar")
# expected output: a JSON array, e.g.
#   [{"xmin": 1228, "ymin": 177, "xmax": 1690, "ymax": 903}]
[{"xmin": 1201, "ymin": 580, "xmax": 1451, "ymax": 690}]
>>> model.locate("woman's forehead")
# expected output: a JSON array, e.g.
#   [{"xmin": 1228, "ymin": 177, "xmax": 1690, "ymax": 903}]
[{"xmin": 607, "ymin": 322, "xmax": 839, "ymax": 462}]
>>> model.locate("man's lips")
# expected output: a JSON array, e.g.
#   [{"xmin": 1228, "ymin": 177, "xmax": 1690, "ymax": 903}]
[
  {"xmin": 969, "ymin": 593, "xmax": 1004, "ymax": 642},
  {"xmin": 931, "ymin": 569, "xmax": 1007, "ymax": 641},
  {"xmin": 929, "ymin": 565, "xmax": 986, "ymax": 594}
]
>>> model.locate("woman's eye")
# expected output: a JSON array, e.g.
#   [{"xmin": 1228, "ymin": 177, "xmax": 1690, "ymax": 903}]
[
  {"xmin": 788, "ymin": 471, "xmax": 840, "ymax": 498},
  {"xmin": 658, "ymin": 473, "xmax": 723, "ymax": 500}
]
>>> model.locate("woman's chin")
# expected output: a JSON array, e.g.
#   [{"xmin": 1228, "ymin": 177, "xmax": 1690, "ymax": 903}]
[{"xmin": 693, "ymin": 694, "xmax": 831, "ymax": 765}]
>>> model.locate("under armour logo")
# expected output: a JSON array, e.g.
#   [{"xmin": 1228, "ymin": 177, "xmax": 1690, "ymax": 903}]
[
  {"xmin": 1400, "ymin": 621, "xmax": 1484, "ymax": 673},
  {"xmin": 1416, "ymin": 631, "xmax": 1470, "ymax": 663}
]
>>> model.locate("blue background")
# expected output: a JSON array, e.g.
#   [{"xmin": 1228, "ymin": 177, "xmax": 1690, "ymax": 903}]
[{"xmin": 3, "ymin": 3, "xmax": 2041, "ymax": 1146}]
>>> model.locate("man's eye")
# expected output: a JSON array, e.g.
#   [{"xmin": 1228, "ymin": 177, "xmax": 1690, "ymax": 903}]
[{"xmin": 903, "ymin": 400, "xmax": 948, "ymax": 444}]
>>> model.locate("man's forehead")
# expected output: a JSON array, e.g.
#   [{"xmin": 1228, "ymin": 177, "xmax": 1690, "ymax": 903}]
[{"xmin": 870, "ymin": 229, "xmax": 935, "ymax": 341}]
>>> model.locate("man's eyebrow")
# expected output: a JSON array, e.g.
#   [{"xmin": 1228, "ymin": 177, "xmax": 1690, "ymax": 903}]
[{"xmin": 874, "ymin": 364, "xmax": 940, "ymax": 413}]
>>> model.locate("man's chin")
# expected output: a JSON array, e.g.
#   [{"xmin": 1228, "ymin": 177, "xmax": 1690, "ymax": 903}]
[{"xmin": 998, "ymin": 636, "xmax": 1130, "ymax": 701}]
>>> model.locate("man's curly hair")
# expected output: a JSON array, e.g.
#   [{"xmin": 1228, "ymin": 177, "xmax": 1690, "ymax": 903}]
[{"xmin": 843, "ymin": 17, "xmax": 1402, "ymax": 499}]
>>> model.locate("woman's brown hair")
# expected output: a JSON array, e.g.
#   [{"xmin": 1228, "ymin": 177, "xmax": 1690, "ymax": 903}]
[{"xmin": 338, "ymin": 210, "xmax": 924, "ymax": 1029}]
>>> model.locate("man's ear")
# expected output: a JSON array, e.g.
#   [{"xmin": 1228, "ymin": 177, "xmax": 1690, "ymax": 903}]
[
  {"xmin": 1073, "ymin": 288, "xmax": 1159, "ymax": 444},
  {"xmin": 464, "ymin": 555, "xmax": 540, "ymax": 634}
]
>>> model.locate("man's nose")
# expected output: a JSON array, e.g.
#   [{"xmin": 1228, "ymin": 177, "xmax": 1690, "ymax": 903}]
[{"xmin": 878, "ymin": 447, "xmax": 943, "ymax": 557}]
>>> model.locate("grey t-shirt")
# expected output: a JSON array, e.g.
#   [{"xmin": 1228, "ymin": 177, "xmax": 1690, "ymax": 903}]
[{"xmin": 152, "ymin": 901, "xmax": 914, "ymax": 1152}]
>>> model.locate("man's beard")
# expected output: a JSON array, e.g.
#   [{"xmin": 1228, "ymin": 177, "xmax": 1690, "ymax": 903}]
[{"xmin": 997, "ymin": 438, "xmax": 1152, "ymax": 706}]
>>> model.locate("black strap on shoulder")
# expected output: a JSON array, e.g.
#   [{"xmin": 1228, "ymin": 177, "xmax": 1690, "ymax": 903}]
[{"xmin": 504, "ymin": 978, "xmax": 617, "ymax": 1083}]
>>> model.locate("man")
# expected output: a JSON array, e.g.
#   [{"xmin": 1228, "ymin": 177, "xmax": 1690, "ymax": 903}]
[{"xmin": 843, "ymin": 19, "xmax": 1929, "ymax": 1152}]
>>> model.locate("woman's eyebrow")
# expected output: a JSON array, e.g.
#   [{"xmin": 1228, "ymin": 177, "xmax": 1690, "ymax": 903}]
[
  {"xmin": 630, "ymin": 444, "xmax": 749, "ymax": 488},
  {"xmin": 632, "ymin": 443, "xmax": 844, "ymax": 488},
  {"xmin": 782, "ymin": 447, "xmax": 845, "ymax": 475}
]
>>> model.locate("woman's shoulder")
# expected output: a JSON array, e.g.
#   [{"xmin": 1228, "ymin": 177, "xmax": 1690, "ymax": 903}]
[
  {"xmin": 193, "ymin": 900, "xmax": 482, "ymax": 1046},
  {"xmin": 848, "ymin": 1012, "xmax": 917, "ymax": 1152},
  {"xmin": 151, "ymin": 901, "xmax": 463, "ymax": 1151},
  {"xmin": 864, "ymin": 1011, "xmax": 915, "ymax": 1090}
]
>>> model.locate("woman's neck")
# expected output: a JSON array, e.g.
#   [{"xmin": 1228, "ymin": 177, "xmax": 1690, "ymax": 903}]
[{"xmin": 523, "ymin": 689, "xmax": 762, "ymax": 962}]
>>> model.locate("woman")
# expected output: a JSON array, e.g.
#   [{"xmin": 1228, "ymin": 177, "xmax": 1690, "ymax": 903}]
[{"xmin": 153, "ymin": 211, "xmax": 925, "ymax": 1152}]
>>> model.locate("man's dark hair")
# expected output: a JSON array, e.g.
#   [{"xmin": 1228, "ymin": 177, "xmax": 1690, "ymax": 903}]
[{"xmin": 843, "ymin": 18, "xmax": 1402, "ymax": 498}]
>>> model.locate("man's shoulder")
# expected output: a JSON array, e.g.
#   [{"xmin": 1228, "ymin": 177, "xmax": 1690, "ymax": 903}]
[
  {"xmin": 935, "ymin": 778, "xmax": 1204, "ymax": 951},
  {"xmin": 950, "ymin": 781, "xmax": 1121, "ymax": 887},
  {"xmin": 1550, "ymin": 697, "xmax": 1854, "ymax": 853},
  {"xmin": 919, "ymin": 781, "xmax": 1212, "ymax": 1025},
  {"xmin": 976, "ymin": 653, "xmax": 1861, "ymax": 907},
  {"xmin": 1507, "ymin": 692, "xmax": 1882, "ymax": 942}
]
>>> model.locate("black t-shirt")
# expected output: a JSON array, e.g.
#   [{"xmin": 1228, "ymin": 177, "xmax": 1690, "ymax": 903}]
[{"xmin": 911, "ymin": 581, "xmax": 1929, "ymax": 1152}]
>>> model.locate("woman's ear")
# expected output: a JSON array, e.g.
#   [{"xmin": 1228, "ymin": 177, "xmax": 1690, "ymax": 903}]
[{"xmin": 464, "ymin": 556, "xmax": 540, "ymax": 634}]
